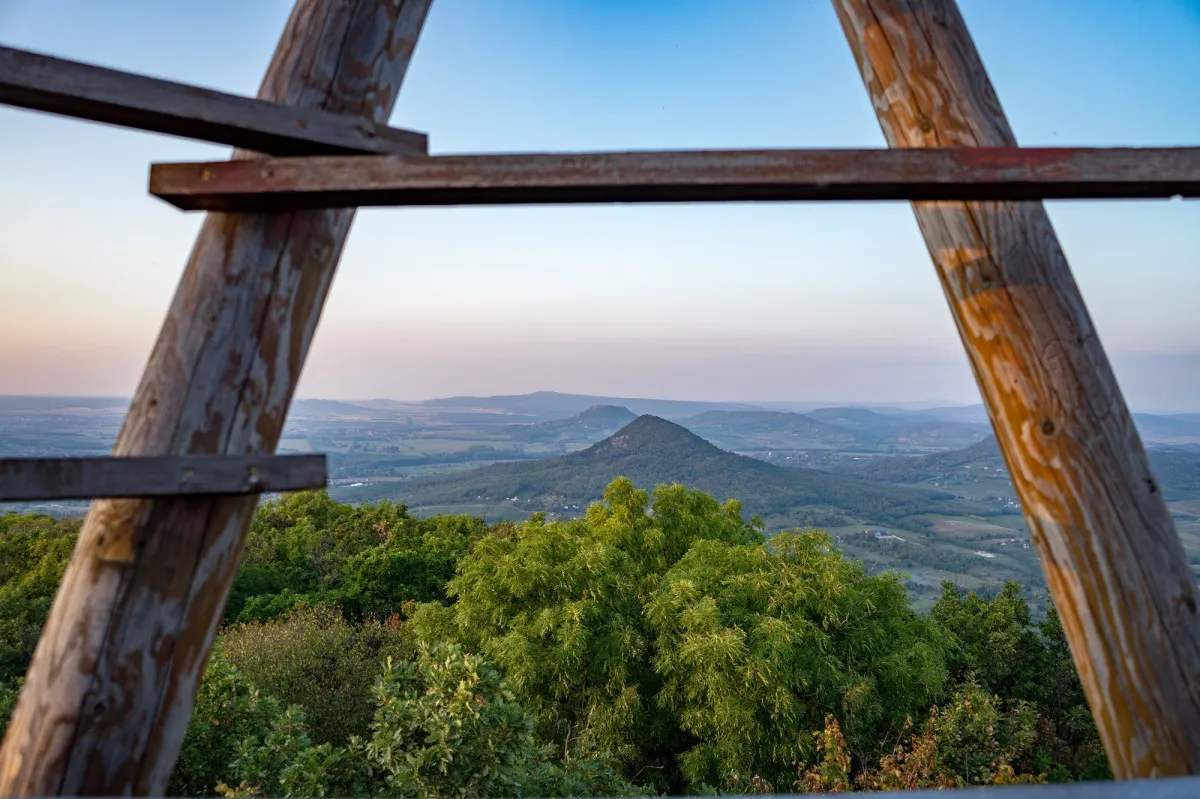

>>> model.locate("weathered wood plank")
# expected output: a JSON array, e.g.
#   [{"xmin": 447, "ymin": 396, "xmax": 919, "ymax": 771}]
[
  {"xmin": 833, "ymin": 0, "xmax": 1200, "ymax": 778},
  {"xmin": 149, "ymin": 146, "xmax": 1200, "ymax": 211},
  {"xmin": 0, "ymin": 455, "xmax": 326, "ymax": 501},
  {"xmin": 0, "ymin": 1, "xmax": 431, "ymax": 795},
  {"xmin": 0, "ymin": 45, "xmax": 428, "ymax": 156}
]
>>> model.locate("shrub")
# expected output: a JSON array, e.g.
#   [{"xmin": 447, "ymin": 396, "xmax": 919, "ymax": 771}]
[
  {"xmin": 217, "ymin": 604, "xmax": 406, "ymax": 746},
  {"xmin": 796, "ymin": 681, "xmax": 1044, "ymax": 792},
  {"xmin": 215, "ymin": 643, "xmax": 638, "ymax": 799},
  {"xmin": 169, "ymin": 656, "xmax": 283, "ymax": 797},
  {"xmin": 0, "ymin": 513, "xmax": 78, "ymax": 683}
]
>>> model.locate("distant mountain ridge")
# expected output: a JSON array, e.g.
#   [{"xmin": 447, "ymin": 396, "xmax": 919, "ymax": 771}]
[
  {"xmin": 1132, "ymin": 413, "xmax": 1200, "ymax": 444},
  {"xmin": 678, "ymin": 406, "xmax": 991, "ymax": 451},
  {"xmin": 422, "ymin": 391, "xmax": 764, "ymax": 421},
  {"xmin": 0, "ymin": 396, "xmax": 129, "ymax": 412},
  {"xmin": 288, "ymin": 398, "xmax": 374, "ymax": 417},
  {"xmin": 504, "ymin": 405, "xmax": 637, "ymax": 444},
  {"xmin": 386, "ymin": 415, "xmax": 964, "ymax": 524}
]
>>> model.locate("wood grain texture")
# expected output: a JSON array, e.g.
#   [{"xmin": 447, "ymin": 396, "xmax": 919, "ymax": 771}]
[
  {"xmin": 0, "ymin": 1, "xmax": 430, "ymax": 794},
  {"xmin": 0, "ymin": 455, "xmax": 326, "ymax": 501},
  {"xmin": 0, "ymin": 45, "xmax": 427, "ymax": 156},
  {"xmin": 148, "ymin": 146, "xmax": 1200, "ymax": 211},
  {"xmin": 833, "ymin": 0, "xmax": 1200, "ymax": 778}
]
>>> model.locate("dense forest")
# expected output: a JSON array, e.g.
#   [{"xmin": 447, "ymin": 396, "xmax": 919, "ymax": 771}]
[{"xmin": 0, "ymin": 480, "xmax": 1110, "ymax": 796}]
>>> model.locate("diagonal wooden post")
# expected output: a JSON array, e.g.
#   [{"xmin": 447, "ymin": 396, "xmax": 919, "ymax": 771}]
[
  {"xmin": 832, "ymin": 0, "xmax": 1200, "ymax": 778},
  {"xmin": 0, "ymin": 0, "xmax": 431, "ymax": 794}
]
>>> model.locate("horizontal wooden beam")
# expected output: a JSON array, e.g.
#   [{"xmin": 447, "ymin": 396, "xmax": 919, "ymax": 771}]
[
  {"xmin": 149, "ymin": 146, "xmax": 1200, "ymax": 211},
  {"xmin": 0, "ymin": 454, "xmax": 326, "ymax": 501},
  {"xmin": 0, "ymin": 46, "xmax": 427, "ymax": 156}
]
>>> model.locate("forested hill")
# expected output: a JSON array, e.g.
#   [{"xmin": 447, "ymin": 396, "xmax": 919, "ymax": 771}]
[
  {"xmin": 390, "ymin": 415, "xmax": 965, "ymax": 524},
  {"xmin": 679, "ymin": 409, "xmax": 857, "ymax": 446},
  {"xmin": 1149, "ymin": 447, "xmax": 1200, "ymax": 495}
]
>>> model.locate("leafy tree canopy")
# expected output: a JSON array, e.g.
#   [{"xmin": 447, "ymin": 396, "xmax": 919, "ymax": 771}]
[
  {"xmin": 229, "ymin": 491, "xmax": 485, "ymax": 624},
  {"xmin": 650, "ymin": 531, "xmax": 947, "ymax": 791},
  {"xmin": 0, "ymin": 480, "xmax": 1110, "ymax": 795}
]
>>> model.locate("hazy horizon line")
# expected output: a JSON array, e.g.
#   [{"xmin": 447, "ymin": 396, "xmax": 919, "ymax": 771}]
[{"xmin": 2, "ymin": 391, "xmax": 1197, "ymax": 416}]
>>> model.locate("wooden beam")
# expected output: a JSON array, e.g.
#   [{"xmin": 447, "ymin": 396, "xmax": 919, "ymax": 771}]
[
  {"xmin": 149, "ymin": 146, "xmax": 1200, "ymax": 211},
  {"xmin": 0, "ymin": 455, "xmax": 326, "ymax": 501},
  {"xmin": 0, "ymin": 1, "xmax": 431, "ymax": 795},
  {"xmin": 833, "ymin": 0, "xmax": 1200, "ymax": 778},
  {"xmin": 0, "ymin": 45, "xmax": 428, "ymax": 156}
]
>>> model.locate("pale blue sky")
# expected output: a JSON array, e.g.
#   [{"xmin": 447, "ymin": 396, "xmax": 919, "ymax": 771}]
[{"xmin": 1, "ymin": 0, "xmax": 1198, "ymax": 408}]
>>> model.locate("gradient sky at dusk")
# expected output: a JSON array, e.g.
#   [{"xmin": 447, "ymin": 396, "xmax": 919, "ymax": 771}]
[{"xmin": 1, "ymin": 0, "xmax": 1198, "ymax": 408}]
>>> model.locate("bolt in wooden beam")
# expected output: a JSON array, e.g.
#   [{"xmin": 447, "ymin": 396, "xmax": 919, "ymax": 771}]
[
  {"xmin": 0, "ymin": 45, "xmax": 428, "ymax": 156},
  {"xmin": 0, "ymin": 0, "xmax": 431, "ymax": 794},
  {"xmin": 833, "ymin": 0, "xmax": 1200, "ymax": 778}
]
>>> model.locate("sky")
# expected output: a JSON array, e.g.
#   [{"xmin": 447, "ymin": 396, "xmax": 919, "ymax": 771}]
[{"xmin": 1, "ymin": 0, "xmax": 1198, "ymax": 409}]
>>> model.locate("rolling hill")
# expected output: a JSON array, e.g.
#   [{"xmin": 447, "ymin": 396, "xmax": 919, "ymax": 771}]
[
  {"xmin": 504, "ymin": 405, "xmax": 637, "ymax": 445},
  {"xmin": 806, "ymin": 406, "xmax": 992, "ymax": 449},
  {"xmin": 895, "ymin": 404, "xmax": 991, "ymax": 424},
  {"xmin": 678, "ymin": 410, "xmax": 859, "ymax": 449},
  {"xmin": 371, "ymin": 415, "xmax": 971, "ymax": 525},
  {"xmin": 287, "ymin": 398, "xmax": 374, "ymax": 417},
  {"xmin": 1132, "ymin": 413, "xmax": 1200, "ymax": 444}
]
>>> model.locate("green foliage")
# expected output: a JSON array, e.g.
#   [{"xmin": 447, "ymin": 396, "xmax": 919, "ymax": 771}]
[
  {"xmin": 931, "ymin": 583, "xmax": 1110, "ymax": 782},
  {"xmin": 649, "ymin": 532, "xmax": 947, "ymax": 791},
  {"xmin": 170, "ymin": 655, "xmax": 284, "ymax": 797},
  {"xmin": 217, "ymin": 604, "xmax": 407, "ymax": 746},
  {"xmin": 229, "ymin": 491, "xmax": 483, "ymax": 624},
  {"xmin": 222, "ymin": 705, "xmax": 360, "ymax": 799},
  {"xmin": 364, "ymin": 645, "xmax": 539, "ymax": 797},
  {"xmin": 0, "ymin": 513, "xmax": 79, "ymax": 684},
  {"xmin": 1, "ymin": 481, "xmax": 1111, "ymax": 796},
  {"xmin": 439, "ymin": 479, "xmax": 763, "ymax": 786},
  {"xmin": 213, "ymin": 643, "xmax": 636, "ymax": 799},
  {"xmin": 0, "ymin": 677, "xmax": 20, "ymax": 741},
  {"xmin": 921, "ymin": 680, "xmax": 1041, "ymax": 786},
  {"xmin": 797, "ymin": 682, "xmax": 1043, "ymax": 792},
  {"xmin": 1032, "ymin": 606, "xmax": 1111, "ymax": 781},
  {"xmin": 0, "ymin": 514, "xmax": 78, "ymax": 745},
  {"xmin": 932, "ymin": 581, "xmax": 1042, "ymax": 700}
]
